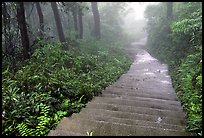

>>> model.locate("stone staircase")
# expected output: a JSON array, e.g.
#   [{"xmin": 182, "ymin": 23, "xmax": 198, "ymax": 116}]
[{"xmin": 48, "ymin": 40, "xmax": 192, "ymax": 136}]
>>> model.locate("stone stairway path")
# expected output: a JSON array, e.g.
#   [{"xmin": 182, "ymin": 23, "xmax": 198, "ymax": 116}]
[{"xmin": 48, "ymin": 38, "xmax": 191, "ymax": 136}]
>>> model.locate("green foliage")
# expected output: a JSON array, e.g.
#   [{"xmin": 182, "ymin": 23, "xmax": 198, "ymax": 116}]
[
  {"xmin": 170, "ymin": 46, "xmax": 202, "ymax": 135},
  {"xmin": 145, "ymin": 2, "xmax": 202, "ymax": 136},
  {"xmin": 16, "ymin": 103, "xmax": 51, "ymax": 136},
  {"xmin": 2, "ymin": 39, "xmax": 131, "ymax": 136}
]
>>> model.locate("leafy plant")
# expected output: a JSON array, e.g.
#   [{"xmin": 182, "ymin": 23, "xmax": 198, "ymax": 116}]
[
  {"xmin": 2, "ymin": 38, "xmax": 131, "ymax": 136},
  {"xmin": 145, "ymin": 2, "xmax": 202, "ymax": 136}
]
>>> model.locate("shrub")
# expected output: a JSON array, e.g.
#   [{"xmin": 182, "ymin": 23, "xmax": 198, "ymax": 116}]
[{"xmin": 2, "ymin": 39, "xmax": 131, "ymax": 136}]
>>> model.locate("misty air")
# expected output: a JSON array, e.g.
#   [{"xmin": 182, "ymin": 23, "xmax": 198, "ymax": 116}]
[{"xmin": 2, "ymin": 2, "xmax": 202, "ymax": 136}]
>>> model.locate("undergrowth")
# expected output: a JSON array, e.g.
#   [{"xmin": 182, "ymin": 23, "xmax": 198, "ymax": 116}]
[
  {"xmin": 2, "ymin": 39, "xmax": 132, "ymax": 136},
  {"xmin": 145, "ymin": 2, "xmax": 202, "ymax": 136}
]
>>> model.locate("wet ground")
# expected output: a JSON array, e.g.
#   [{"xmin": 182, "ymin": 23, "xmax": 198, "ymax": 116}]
[{"xmin": 122, "ymin": 37, "xmax": 176, "ymax": 97}]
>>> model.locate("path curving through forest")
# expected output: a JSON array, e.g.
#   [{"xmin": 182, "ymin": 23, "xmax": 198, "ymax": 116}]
[{"xmin": 48, "ymin": 38, "xmax": 192, "ymax": 136}]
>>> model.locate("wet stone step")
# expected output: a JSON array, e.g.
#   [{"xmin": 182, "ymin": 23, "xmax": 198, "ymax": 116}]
[
  {"xmin": 54, "ymin": 117, "xmax": 189, "ymax": 136},
  {"xmin": 75, "ymin": 108, "xmax": 186, "ymax": 126},
  {"xmin": 70, "ymin": 114, "xmax": 185, "ymax": 131},
  {"xmin": 102, "ymin": 89, "xmax": 177, "ymax": 101},
  {"xmin": 106, "ymin": 85, "xmax": 176, "ymax": 96},
  {"xmin": 90, "ymin": 97, "xmax": 182, "ymax": 111},
  {"xmin": 48, "ymin": 130, "xmax": 83, "ymax": 136},
  {"xmin": 100, "ymin": 93, "xmax": 181, "ymax": 106},
  {"xmin": 85, "ymin": 102, "xmax": 185, "ymax": 119}
]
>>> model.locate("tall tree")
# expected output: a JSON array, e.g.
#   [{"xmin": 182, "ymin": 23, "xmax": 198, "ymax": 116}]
[
  {"xmin": 16, "ymin": 2, "xmax": 31, "ymax": 60},
  {"xmin": 51, "ymin": 2, "xmax": 66, "ymax": 42},
  {"xmin": 35, "ymin": 2, "xmax": 44, "ymax": 37},
  {"xmin": 167, "ymin": 2, "xmax": 173, "ymax": 19},
  {"xmin": 78, "ymin": 8, "xmax": 83, "ymax": 39},
  {"xmin": 24, "ymin": 2, "xmax": 34, "ymax": 31},
  {"xmin": 71, "ymin": 6, "xmax": 79, "ymax": 39},
  {"xmin": 91, "ymin": 2, "xmax": 101, "ymax": 39},
  {"xmin": 2, "ymin": 2, "xmax": 10, "ymax": 56}
]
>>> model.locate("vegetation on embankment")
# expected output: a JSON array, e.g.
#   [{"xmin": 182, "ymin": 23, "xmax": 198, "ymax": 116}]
[
  {"xmin": 144, "ymin": 2, "xmax": 202, "ymax": 136},
  {"xmin": 2, "ymin": 39, "xmax": 132, "ymax": 136}
]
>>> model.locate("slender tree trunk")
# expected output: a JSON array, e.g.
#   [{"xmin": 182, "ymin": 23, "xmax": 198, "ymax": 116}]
[
  {"xmin": 51, "ymin": 2, "xmax": 66, "ymax": 42},
  {"xmin": 60, "ymin": 9, "xmax": 68, "ymax": 31},
  {"xmin": 167, "ymin": 2, "xmax": 173, "ymax": 19},
  {"xmin": 31, "ymin": 4, "xmax": 38, "ymax": 33},
  {"xmin": 24, "ymin": 3, "xmax": 33, "ymax": 30},
  {"xmin": 36, "ymin": 2, "xmax": 44, "ymax": 38},
  {"xmin": 67, "ymin": 11, "xmax": 71, "ymax": 30},
  {"xmin": 78, "ymin": 8, "xmax": 83, "ymax": 39},
  {"xmin": 71, "ymin": 7, "xmax": 79, "ymax": 39},
  {"xmin": 17, "ymin": 2, "xmax": 31, "ymax": 60},
  {"xmin": 3, "ymin": 2, "xmax": 17, "ymax": 73},
  {"xmin": 91, "ymin": 2, "xmax": 101, "ymax": 39},
  {"xmin": 166, "ymin": 2, "xmax": 173, "ymax": 34},
  {"xmin": 2, "ymin": 2, "xmax": 9, "ymax": 55}
]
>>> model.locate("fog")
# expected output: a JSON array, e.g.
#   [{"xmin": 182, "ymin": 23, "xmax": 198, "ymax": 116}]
[
  {"xmin": 2, "ymin": 2, "xmax": 202, "ymax": 136},
  {"xmin": 121, "ymin": 2, "xmax": 160, "ymax": 41}
]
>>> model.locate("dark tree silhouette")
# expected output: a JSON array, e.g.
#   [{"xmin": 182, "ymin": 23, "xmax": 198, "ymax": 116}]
[
  {"xmin": 91, "ymin": 2, "xmax": 101, "ymax": 39},
  {"xmin": 71, "ymin": 6, "xmax": 79, "ymax": 39},
  {"xmin": 78, "ymin": 8, "xmax": 83, "ymax": 39},
  {"xmin": 16, "ymin": 2, "xmax": 31, "ymax": 60},
  {"xmin": 36, "ymin": 2, "xmax": 44, "ymax": 37},
  {"xmin": 51, "ymin": 2, "xmax": 66, "ymax": 42},
  {"xmin": 167, "ymin": 2, "xmax": 173, "ymax": 19}
]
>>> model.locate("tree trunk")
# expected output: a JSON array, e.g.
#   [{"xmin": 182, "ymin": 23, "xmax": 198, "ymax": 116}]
[
  {"xmin": 17, "ymin": 2, "xmax": 31, "ymax": 60},
  {"xmin": 60, "ymin": 9, "xmax": 68, "ymax": 31},
  {"xmin": 36, "ymin": 2, "xmax": 44, "ymax": 38},
  {"xmin": 71, "ymin": 7, "xmax": 79, "ymax": 39},
  {"xmin": 51, "ymin": 2, "xmax": 66, "ymax": 42},
  {"xmin": 67, "ymin": 11, "xmax": 71, "ymax": 30},
  {"xmin": 78, "ymin": 8, "xmax": 83, "ymax": 39},
  {"xmin": 2, "ymin": 2, "xmax": 9, "ymax": 55},
  {"xmin": 91, "ymin": 2, "xmax": 101, "ymax": 39},
  {"xmin": 167, "ymin": 2, "xmax": 173, "ymax": 19}
]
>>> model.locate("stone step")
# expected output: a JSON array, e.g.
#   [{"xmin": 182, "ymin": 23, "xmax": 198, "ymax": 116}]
[
  {"xmin": 112, "ymin": 81, "xmax": 173, "ymax": 88},
  {"xmin": 115, "ymin": 80, "xmax": 171, "ymax": 85},
  {"xmin": 107, "ymin": 83, "xmax": 174, "ymax": 91},
  {"xmin": 106, "ymin": 85, "xmax": 176, "ymax": 95},
  {"xmin": 54, "ymin": 117, "xmax": 104, "ymax": 135},
  {"xmin": 73, "ymin": 108, "xmax": 185, "ymax": 126},
  {"xmin": 85, "ymin": 102, "xmax": 186, "ymax": 119},
  {"xmin": 118, "ymin": 74, "xmax": 170, "ymax": 79},
  {"xmin": 48, "ymin": 130, "xmax": 83, "ymax": 136},
  {"xmin": 91, "ymin": 97, "xmax": 182, "ymax": 111},
  {"xmin": 54, "ymin": 117, "xmax": 189, "ymax": 136},
  {"xmin": 102, "ymin": 89, "xmax": 177, "ymax": 101},
  {"xmin": 117, "ymin": 77, "xmax": 171, "ymax": 83},
  {"xmin": 112, "ymin": 83, "xmax": 173, "ymax": 90},
  {"xmin": 70, "ymin": 112, "xmax": 185, "ymax": 131},
  {"xmin": 100, "ymin": 93, "xmax": 181, "ymax": 106}
]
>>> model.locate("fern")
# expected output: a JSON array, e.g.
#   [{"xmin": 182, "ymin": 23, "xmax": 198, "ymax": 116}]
[{"xmin": 16, "ymin": 103, "xmax": 51, "ymax": 136}]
